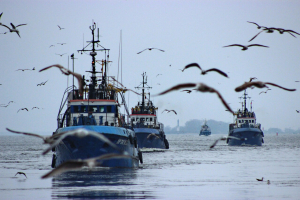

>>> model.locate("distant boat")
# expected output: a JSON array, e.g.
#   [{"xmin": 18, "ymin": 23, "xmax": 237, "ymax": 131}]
[
  {"xmin": 130, "ymin": 72, "xmax": 169, "ymax": 149},
  {"xmin": 199, "ymin": 120, "xmax": 211, "ymax": 136},
  {"xmin": 227, "ymin": 90, "xmax": 264, "ymax": 146}
]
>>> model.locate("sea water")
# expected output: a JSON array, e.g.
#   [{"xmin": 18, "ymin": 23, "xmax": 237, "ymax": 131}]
[{"xmin": 0, "ymin": 133, "xmax": 299, "ymax": 199}]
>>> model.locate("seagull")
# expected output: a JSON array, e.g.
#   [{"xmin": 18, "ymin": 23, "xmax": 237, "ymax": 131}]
[
  {"xmin": 0, "ymin": 23, "xmax": 27, "ymax": 38},
  {"xmin": 57, "ymin": 25, "xmax": 65, "ymax": 30},
  {"xmin": 57, "ymin": 43, "xmax": 66, "ymax": 45},
  {"xmin": 0, "ymin": 32, "xmax": 7, "ymax": 34},
  {"xmin": 235, "ymin": 81, "xmax": 296, "ymax": 92},
  {"xmin": 0, "ymin": 101, "xmax": 14, "ymax": 107},
  {"xmin": 156, "ymin": 74, "xmax": 162, "ymax": 77},
  {"xmin": 42, "ymin": 128, "xmax": 124, "ymax": 155},
  {"xmin": 17, "ymin": 108, "xmax": 28, "ymax": 113},
  {"xmin": 247, "ymin": 21, "xmax": 266, "ymax": 29},
  {"xmin": 16, "ymin": 68, "xmax": 31, "ymax": 71},
  {"xmin": 223, "ymin": 44, "xmax": 269, "ymax": 50},
  {"xmin": 6, "ymin": 128, "xmax": 65, "ymax": 144},
  {"xmin": 15, "ymin": 172, "xmax": 27, "ymax": 178},
  {"xmin": 32, "ymin": 107, "xmax": 39, "ymax": 110},
  {"xmin": 249, "ymin": 27, "xmax": 300, "ymax": 42},
  {"xmin": 256, "ymin": 177, "xmax": 264, "ymax": 181},
  {"xmin": 296, "ymin": 110, "xmax": 299, "ymax": 113},
  {"xmin": 259, "ymin": 88, "xmax": 271, "ymax": 95},
  {"xmin": 56, "ymin": 53, "xmax": 67, "ymax": 56},
  {"xmin": 273, "ymin": 28, "xmax": 300, "ymax": 37},
  {"xmin": 210, "ymin": 136, "xmax": 240, "ymax": 148},
  {"xmin": 156, "ymin": 82, "xmax": 234, "ymax": 114},
  {"xmin": 37, "ymin": 80, "xmax": 48, "ymax": 86},
  {"xmin": 49, "ymin": 45, "xmax": 55, "ymax": 48},
  {"xmin": 137, "ymin": 48, "xmax": 165, "ymax": 54},
  {"xmin": 162, "ymin": 109, "xmax": 177, "ymax": 115},
  {"xmin": 181, "ymin": 90, "xmax": 192, "ymax": 93},
  {"xmin": 182, "ymin": 63, "xmax": 228, "ymax": 78},
  {"xmin": 39, "ymin": 64, "xmax": 83, "ymax": 95},
  {"xmin": 41, "ymin": 153, "xmax": 132, "ymax": 179}
]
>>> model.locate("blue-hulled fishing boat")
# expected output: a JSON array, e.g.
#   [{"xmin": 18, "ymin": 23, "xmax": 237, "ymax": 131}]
[{"xmin": 51, "ymin": 23, "xmax": 141, "ymax": 168}]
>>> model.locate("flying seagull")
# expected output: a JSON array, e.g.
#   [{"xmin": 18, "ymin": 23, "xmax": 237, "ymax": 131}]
[
  {"xmin": 37, "ymin": 80, "xmax": 48, "ymax": 86},
  {"xmin": 223, "ymin": 44, "xmax": 269, "ymax": 51},
  {"xmin": 32, "ymin": 107, "xmax": 39, "ymax": 110},
  {"xmin": 273, "ymin": 28, "xmax": 300, "ymax": 37},
  {"xmin": 210, "ymin": 136, "xmax": 240, "ymax": 148},
  {"xmin": 256, "ymin": 177, "xmax": 264, "ymax": 181},
  {"xmin": 17, "ymin": 108, "xmax": 28, "ymax": 113},
  {"xmin": 0, "ymin": 23, "xmax": 27, "ymax": 38},
  {"xmin": 259, "ymin": 89, "xmax": 271, "ymax": 95},
  {"xmin": 41, "ymin": 153, "xmax": 132, "ymax": 179},
  {"xmin": 182, "ymin": 63, "xmax": 228, "ymax": 78},
  {"xmin": 137, "ymin": 48, "xmax": 165, "ymax": 54},
  {"xmin": 162, "ymin": 109, "xmax": 177, "ymax": 115},
  {"xmin": 155, "ymin": 82, "xmax": 234, "ymax": 114},
  {"xmin": 39, "ymin": 64, "xmax": 83, "ymax": 95},
  {"xmin": 49, "ymin": 45, "xmax": 55, "ymax": 48},
  {"xmin": 156, "ymin": 74, "xmax": 162, "ymax": 77},
  {"xmin": 249, "ymin": 27, "xmax": 300, "ymax": 42},
  {"xmin": 235, "ymin": 81, "xmax": 296, "ymax": 92},
  {"xmin": 15, "ymin": 172, "xmax": 27, "ymax": 178},
  {"xmin": 57, "ymin": 43, "xmax": 66, "ymax": 45},
  {"xmin": 0, "ymin": 101, "xmax": 14, "ymax": 107},
  {"xmin": 55, "ymin": 53, "xmax": 67, "ymax": 56},
  {"xmin": 42, "ymin": 128, "xmax": 124, "ymax": 155},
  {"xmin": 296, "ymin": 110, "xmax": 299, "ymax": 113},
  {"xmin": 57, "ymin": 25, "xmax": 65, "ymax": 30}
]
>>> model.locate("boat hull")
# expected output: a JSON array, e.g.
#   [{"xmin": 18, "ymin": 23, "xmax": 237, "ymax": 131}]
[
  {"xmin": 134, "ymin": 128, "xmax": 168, "ymax": 149},
  {"xmin": 228, "ymin": 127, "xmax": 264, "ymax": 146},
  {"xmin": 53, "ymin": 126, "xmax": 140, "ymax": 168},
  {"xmin": 199, "ymin": 130, "xmax": 211, "ymax": 136}
]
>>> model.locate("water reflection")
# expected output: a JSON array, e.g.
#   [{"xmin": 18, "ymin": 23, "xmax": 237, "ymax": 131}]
[{"xmin": 51, "ymin": 168, "xmax": 155, "ymax": 199}]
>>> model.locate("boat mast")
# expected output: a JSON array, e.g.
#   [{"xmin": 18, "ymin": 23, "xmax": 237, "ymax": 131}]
[
  {"xmin": 78, "ymin": 23, "xmax": 110, "ymax": 93},
  {"xmin": 135, "ymin": 72, "xmax": 151, "ymax": 113},
  {"xmin": 243, "ymin": 90, "xmax": 248, "ymax": 114}
]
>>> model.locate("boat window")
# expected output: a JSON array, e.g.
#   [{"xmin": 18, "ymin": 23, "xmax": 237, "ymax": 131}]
[
  {"xmin": 88, "ymin": 106, "xmax": 98, "ymax": 112},
  {"xmin": 146, "ymin": 118, "xmax": 149, "ymax": 121},
  {"xmin": 79, "ymin": 106, "xmax": 87, "ymax": 112},
  {"xmin": 150, "ymin": 118, "xmax": 153, "ymax": 121},
  {"xmin": 99, "ymin": 106, "xmax": 104, "ymax": 113},
  {"xmin": 132, "ymin": 118, "xmax": 135, "ymax": 121},
  {"xmin": 107, "ymin": 105, "xmax": 112, "ymax": 113},
  {"xmin": 73, "ymin": 106, "xmax": 79, "ymax": 113},
  {"xmin": 140, "ymin": 118, "xmax": 145, "ymax": 122}
]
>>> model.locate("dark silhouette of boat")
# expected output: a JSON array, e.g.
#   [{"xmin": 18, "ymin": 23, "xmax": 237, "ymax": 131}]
[
  {"xmin": 199, "ymin": 120, "xmax": 211, "ymax": 136},
  {"xmin": 51, "ymin": 23, "xmax": 142, "ymax": 169},
  {"xmin": 227, "ymin": 90, "xmax": 264, "ymax": 146},
  {"xmin": 130, "ymin": 72, "xmax": 169, "ymax": 149}
]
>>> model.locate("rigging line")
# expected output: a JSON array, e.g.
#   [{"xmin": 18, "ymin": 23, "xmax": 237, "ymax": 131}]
[
  {"xmin": 121, "ymin": 30, "xmax": 123, "ymax": 85},
  {"xmin": 117, "ymin": 30, "xmax": 121, "ymax": 87}
]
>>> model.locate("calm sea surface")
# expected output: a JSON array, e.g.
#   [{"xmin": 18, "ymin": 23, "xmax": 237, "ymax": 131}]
[{"xmin": 0, "ymin": 133, "xmax": 300, "ymax": 200}]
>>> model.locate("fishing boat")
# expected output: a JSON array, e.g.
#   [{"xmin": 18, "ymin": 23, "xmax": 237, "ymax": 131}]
[
  {"xmin": 199, "ymin": 120, "xmax": 211, "ymax": 136},
  {"xmin": 227, "ymin": 90, "xmax": 264, "ymax": 146},
  {"xmin": 51, "ymin": 23, "xmax": 141, "ymax": 168},
  {"xmin": 129, "ymin": 72, "xmax": 169, "ymax": 149}
]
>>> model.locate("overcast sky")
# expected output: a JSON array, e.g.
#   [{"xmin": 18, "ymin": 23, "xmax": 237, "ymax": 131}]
[{"xmin": 1, "ymin": 0, "xmax": 300, "ymax": 134}]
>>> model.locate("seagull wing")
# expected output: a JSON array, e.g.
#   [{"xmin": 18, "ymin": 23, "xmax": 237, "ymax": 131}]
[
  {"xmin": 10, "ymin": 23, "xmax": 16, "ymax": 29},
  {"xmin": 204, "ymin": 68, "xmax": 229, "ymax": 78},
  {"xmin": 284, "ymin": 29, "xmax": 300, "ymax": 35},
  {"xmin": 153, "ymin": 48, "xmax": 165, "ymax": 52},
  {"xmin": 248, "ymin": 30, "xmax": 264, "ymax": 42},
  {"xmin": 247, "ymin": 21, "xmax": 260, "ymax": 27},
  {"xmin": 15, "ymin": 24, "xmax": 27, "ymax": 28},
  {"xmin": 182, "ymin": 63, "xmax": 202, "ymax": 72},
  {"xmin": 235, "ymin": 82, "xmax": 255, "ymax": 92},
  {"xmin": 223, "ymin": 44, "xmax": 245, "ymax": 48},
  {"xmin": 41, "ymin": 160, "xmax": 85, "ymax": 179},
  {"xmin": 6, "ymin": 128, "xmax": 47, "ymax": 142},
  {"xmin": 156, "ymin": 83, "xmax": 197, "ymax": 95},
  {"xmin": 213, "ymin": 90, "xmax": 234, "ymax": 114},
  {"xmin": 170, "ymin": 110, "xmax": 177, "ymax": 115},
  {"xmin": 210, "ymin": 138, "xmax": 221, "ymax": 148},
  {"xmin": 265, "ymin": 82, "xmax": 296, "ymax": 91},
  {"xmin": 137, "ymin": 48, "xmax": 147, "ymax": 54},
  {"xmin": 0, "ymin": 24, "xmax": 11, "ymax": 31},
  {"xmin": 248, "ymin": 44, "xmax": 269, "ymax": 48}
]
